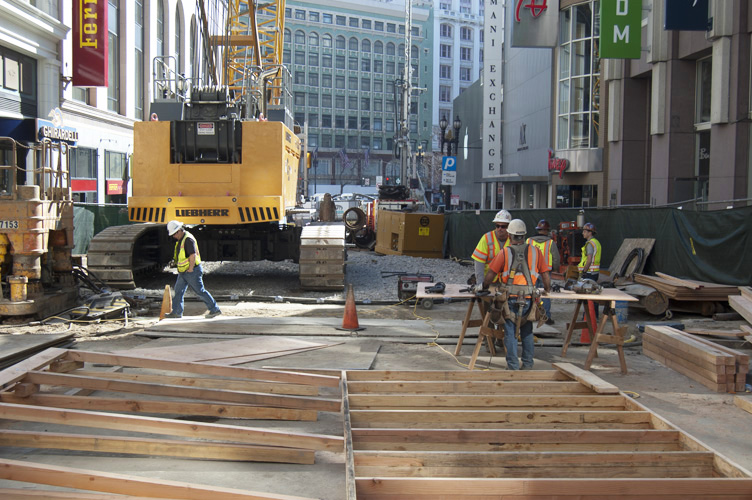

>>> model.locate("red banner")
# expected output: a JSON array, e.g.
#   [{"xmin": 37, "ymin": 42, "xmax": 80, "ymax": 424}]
[
  {"xmin": 72, "ymin": 179, "xmax": 97, "ymax": 192},
  {"xmin": 72, "ymin": 0, "xmax": 108, "ymax": 87},
  {"xmin": 106, "ymin": 180, "xmax": 123, "ymax": 194}
]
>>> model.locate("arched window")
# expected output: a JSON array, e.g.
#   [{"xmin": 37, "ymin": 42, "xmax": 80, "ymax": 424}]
[
  {"xmin": 440, "ymin": 23, "xmax": 452, "ymax": 38},
  {"xmin": 361, "ymin": 39, "xmax": 371, "ymax": 52},
  {"xmin": 398, "ymin": 44, "xmax": 405, "ymax": 57},
  {"xmin": 386, "ymin": 42, "xmax": 395, "ymax": 56},
  {"xmin": 322, "ymin": 33, "xmax": 332, "ymax": 48},
  {"xmin": 309, "ymin": 32, "xmax": 319, "ymax": 46},
  {"xmin": 175, "ymin": 7, "xmax": 183, "ymax": 73},
  {"xmin": 349, "ymin": 37, "xmax": 358, "ymax": 51},
  {"xmin": 374, "ymin": 41, "xmax": 383, "ymax": 54},
  {"xmin": 295, "ymin": 30, "xmax": 305, "ymax": 44},
  {"xmin": 411, "ymin": 45, "xmax": 418, "ymax": 60},
  {"xmin": 284, "ymin": 29, "xmax": 291, "ymax": 43},
  {"xmin": 336, "ymin": 35, "xmax": 346, "ymax": 49}
]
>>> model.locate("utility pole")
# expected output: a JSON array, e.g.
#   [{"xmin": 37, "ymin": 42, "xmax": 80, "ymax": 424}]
[{"xmin": 395, "ymin": 0, "xmax": 425, "ymax": 201}]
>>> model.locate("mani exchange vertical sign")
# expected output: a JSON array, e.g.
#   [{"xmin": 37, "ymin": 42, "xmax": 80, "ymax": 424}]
[
  {"xmin": 73, "ymin": 0, "xmax": 108, "ymax": 86},
  {"xmin": 600, "ymin": 0, "xmax": 643, "ymax": 59},
  {"xmin": 482, "ymin": 0, "xmax": 504, "ymax": 179}
]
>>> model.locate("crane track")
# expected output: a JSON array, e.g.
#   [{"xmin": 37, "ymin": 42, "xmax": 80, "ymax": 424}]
[{"xmin": 87, "ymin": 224, "xmax": 171, "ymax": 289}]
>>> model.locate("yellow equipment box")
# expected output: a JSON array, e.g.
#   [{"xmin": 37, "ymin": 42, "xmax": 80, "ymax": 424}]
[{"xmin": 374, "ymin": 210, "xmax": 445, "ymax": 259}]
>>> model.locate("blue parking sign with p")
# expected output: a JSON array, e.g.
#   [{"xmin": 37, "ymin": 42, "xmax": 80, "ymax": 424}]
[{"xmin": 442, "ymin": 156, "xmax": 457, "ymax": 171}]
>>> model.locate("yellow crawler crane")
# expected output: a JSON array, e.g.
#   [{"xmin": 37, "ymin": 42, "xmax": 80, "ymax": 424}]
[
  {"xmin": 0, "ymin": 137, "xmax": 78, "ymax": 318},
  {"xmin": 87, "ymin": 0, "xmax": 345, "ymax": 290}
]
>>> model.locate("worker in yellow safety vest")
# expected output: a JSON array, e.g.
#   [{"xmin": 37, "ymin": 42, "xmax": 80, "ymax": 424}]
[
  {"xmin": 578, "ymin": 221, "xmax": 602, "ymax": 319},
  {"xmin": 472, "ymin": 210, "xmax": 512, "ymax": 283},
  {"xmin": 164, "ymin": 220, "xmax": 222, "ymax": 320},
  {"xmin": 527, "ymin": 220, "xmax": 560, "ymax": 325}
]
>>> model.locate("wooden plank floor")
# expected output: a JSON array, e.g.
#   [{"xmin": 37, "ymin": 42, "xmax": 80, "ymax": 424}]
[{"xmin": 345, "ymin": 363, "xmax": 752, "ymax": 499}]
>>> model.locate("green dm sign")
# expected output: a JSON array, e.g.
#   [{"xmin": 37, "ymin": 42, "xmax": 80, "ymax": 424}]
[{"xmin": 600, "ymin": 0, "xmax": 643, "ymax": 59}]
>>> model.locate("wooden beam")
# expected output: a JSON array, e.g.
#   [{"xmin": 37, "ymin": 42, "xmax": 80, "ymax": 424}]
[
  {"xmin": 345, "ymin": 370, "xmax": 568, "ymax": 381},
  {"xmin": 0, "ymin": 458, "xmax": 317, "ymax": 500},
  {"xmin": 735, "ymin": 396, "xmax": 752, "ymax": 415},
  {"xmin": 72, "ymin": 370, "xmax": 319, "ymax": 396},
  {"xmin": 347, "ymin": 394, "xmax": 625, "ymax": 410},
  {"xmin": 354, "ymin": 477, "xmax": 752, "ymax": 497},
  {"xmin": 0, "ymin": 348, "xmax": 67, "ymax": 389},
  {"xmin": 0, "ymin": 393, "xmax": 317, "ymax": 421},
  {"xmin": 0, "ymin": 403, "xmax": 343, "ymax": 452},
  {"xmin": 0, "ymin": 490, "xmax": 162, "ymax": 499},
  {"xmin": 349, "ymin": 409, "xmax": 652, "ymax": 429},
  {"xmin": 553, "ymin": 363, "xmax": 620, "ymax": 393},
  {"xmin": 0, "ymin": 429, "xmax": 313, "ymax": 464},
  {"xmin": 64, "ymin": 350, "xmax": 341, "ymax": 387},
  {"xmin": 346, "ymin": 380, "xmax": 592, "ymax": 394},
  {"xmin": 23, "ymin": 371, "xmax": 340, "ymax": 412}
]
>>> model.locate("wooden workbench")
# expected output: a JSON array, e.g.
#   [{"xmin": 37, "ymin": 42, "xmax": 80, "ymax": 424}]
[
  {"xmin": 553, "ymin": 288, "xmax": 639, "ymax": 374},
  {"xmin": 417, "ymin": 283, "xmax": 501, "ymax": 361}
]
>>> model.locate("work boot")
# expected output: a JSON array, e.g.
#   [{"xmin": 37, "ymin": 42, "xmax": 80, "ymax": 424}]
[
  {"xmin": 205, "ymin": 309, "xmax": 222, "ymax": 318},
  {"xmin": 164, "ymin": 312, "xmax": 182, "ymax": 319},
  {"xmin": 546, "ymin": 318, "xmax": 555, "ymax": 325}
]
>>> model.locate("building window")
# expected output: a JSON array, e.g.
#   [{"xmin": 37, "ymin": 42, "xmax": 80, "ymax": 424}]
[
  {"xmin": 295, "ymin": 9, "xmax": 305, "ymax": 20},
  {"xmin": 322, "ymin": 94, "xmax": 332, "ymax": 107},
  {"xmin": 295, "ymin": 71, "xmax": 305, "ymax": 84},
  {"xmin": 295, "ymin": 51, "xmax": 305, "ymax": 64},
  {"xmin": 349, "ymin": 57, "xmax": 358, "ymax": 71},
  {"xmin": 348, "ymin": 116, "xmax": 358, "ymax": 129},
  {"xmin": 375, "ymin": 21, "xmax": 384, "ymax": 31},
  {"xmin": 440, "ymin": 65, "xmax": 451, "ymax": 79},
  {"xmin": 323, "ymin": 13, "xmax": 332, "ymax": 24},
  {"xmin": 336, "ymin": 116, "xmax": 345, "ymax": 128},
  {"xmin": 460, "ymin": 67, "xmax": 471, "ymax": 81},
  {"xmin": 348, "ymin": 96, "xmax": 358, "ymax": 109},
  {"xmin": 72, "ymin": 147, "xmax": 98, "ymax": 179},
  {"xmin": 386, "ymin": 43, "xmax": 395, "ymax": 56},
  {"xmin": 322, "ymin": 34, "xmax": 332, "ymax": 48},
  {"xmin": 322, "ymin": 135, "xmax": 332, "ymax": 147},
  {"xmin": 361, "ymin": 116, "xmax": 370, "ymax": 129},
  {"xmin": 374, "ymin": 137, "xmax": 383, "ymax": 150},
  {"xmin": 374, "ymin": 99, "xmax": 382, "ymax": 111},
  {"xmin": 336, "ymin": 95, "xmax": 345, "ymax": 108},
  {"xmin": 386, "ymin": 61, "xmax": 395, "ymax": 74},
  {"xmin": 294, "ymin": 93, "xmax": 305, "ymax": 106},
  {"xmin": 335, "ymin": 135, "xmax": 345, "ymax": 148},
  {"xmin": 107, "ymin": 0, "xmax": 120, "ymax": 112},
  {"xmin": 361, "ymin": 98, "xmax": 370, "ymax": 111},
  {"xmin": 461, "ymin": 27, "xmax": 472, "ymax": 41},
  {"xmin": 156, "ymin": 0, "xmax": 164, "ymax": 58},
  {"xmin": 134, "ymin": 0, "xmax": 144, "ymax": 119},
  {"xmin": 309, "ymin": 114, "xmax": 319, "ymax": 127},
  {"xmin": 283, "ymin": 50, "xmax": 290, "ymax": 64},
  {"xmin": 361, "ymin": 78, "xmax": 370, "ymax": 91},
  {"xmin": 439, "ymin": 85, "xmax": 451, "ymax": 102},
  {"xmin": 310, "ymin": 12, "xmax": 319, "ymax": 22},
  {"xmin": 336, "ymin": 55, "xmax": 345, "ymax": 69},
  {"xmin": 374, "ymin": 60, "xmax": 383, "ymax": 73},
  {"xmin": 309, "ymin": 73, "xmax": 319, "ymax": 86},
  {"xmin": 696, "ymin": 57, "xmax": 712, "ymax": 124},
  {"xmin": 174, "ymin": 7, "xmax": 183, "ymax": 72},
  {"xmin": 322, "ymin": 74, "xmax": 332, "ymax": 88},
  {"xmin": 349, "ymin": 37, "xmax": 359, "ymax": 51},
  {"xmin": 460, "ymin": 47, "xmax": 471, "ymax": 61},
  {"xmin": 387, "ymin": 23, "xmax": 396, "ymax": 33},
  {"xmin": 336, "ymin": 15, "xmax": 346, "ymax": 26},
  {"xmin": 374, "ymin": 41, "xmax": 383, "ymax": 54},
  {"xmin": 105, "ymin": 150, "xmax": 127, "ymax": 203},
  {"xmin": 440, "ymin": 44, "xmax": 452, "ymax": 58},
  {"xmin": 349, "ymin": 77, "xmax": 358, "ymax": 90},
  {"xmin": 322, "ymin": 54, "xmax": 332, "ymax": 67},
  {"xmin": 362, "ymin": 20, "xmax": 371, "ymax": 30},
  {"xmin": 322, "ymin": 114, "xmax": 332, "ymax": 127},
  {"xmin": 361, "ymin": 59, "xmax": 371, "ymax": 72},
  {"xmin": 362, "ymin": 39, "xmax": 371, "ymax": 52},
  {"xmin": 295, "ymin": 30, "xmax": 305, "ymax": 44},
  {"xmin": 309, "ymin": 93, "xmax": 319, "ymax": 107},
  {"xmin": 309, "ymin": 53, "xmax": 318, "ymax": 66},
  {"xmin": 440, "ymin": 24, "xmax": 452, "ymax": 38},
  {"xmin": 349, "ymin": 17, "xmax": 359, "ymax": 28},
  {"xmin": 309, "ymin": 32, "xmax": 319, "ymax": 46},
  {"xmin": 373, "ymin": 118, "xmax": 382, "ymax": 131},
  {"xmin": 335, "ymin": 75, "xmax": 345, "ymax": 89},
  {"xmin": 557, "ymin": 1, "xmax": 600, "ymax": 150}
]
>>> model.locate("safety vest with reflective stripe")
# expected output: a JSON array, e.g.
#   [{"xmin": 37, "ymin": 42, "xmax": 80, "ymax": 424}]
[
  {"xmin": 527, "ymin": 237, "xmax": 553, "ymax": 267},
  {"xmin": 472, "ymin": 231, "xmax": 510, "ymax": 282},
  {"xmin": 174, "ymin": 232, "xmax": 202, "ymax": 272},
  {"xmin": 578, "ymin": 238, "xmax": 601, "ymax": 273},
  {"xmin": 499, "ymin": 245, "xmax": 541, "ymax": 286}
]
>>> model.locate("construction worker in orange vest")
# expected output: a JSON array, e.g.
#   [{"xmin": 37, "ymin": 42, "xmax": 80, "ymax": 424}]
[
  {"xmin": 471, "ymin": 209, "xmax": 512, "ymax": 284},
  {"xmin": 480, "ymin": 219, "xmax": 551, "ymax": 370},
  {"xmin": 527, "ymin": 220, "xmax": 560, "ymax": 325}
]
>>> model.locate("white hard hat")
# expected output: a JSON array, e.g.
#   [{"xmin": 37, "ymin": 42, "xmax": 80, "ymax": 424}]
[
  {"xmin": 492, "ymin": 210, "xmax": 512, "ymax": 224},
  {"xmin": 508, "ymin": 219, "xmax": 527, "ymax": 236},
  {"xmin": 166, "ymin": 220, "xmax": 183, "ymax": 236}
]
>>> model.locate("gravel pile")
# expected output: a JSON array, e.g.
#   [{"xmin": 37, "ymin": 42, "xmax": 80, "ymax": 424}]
[{"xmin": 133, "ymin": 249, "xmax": 475, "ymax": 302}]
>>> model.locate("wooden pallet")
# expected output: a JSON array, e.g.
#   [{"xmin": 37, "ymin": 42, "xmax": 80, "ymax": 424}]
[
  {"xmin": 343, "ymin": 365, "xmax": 752, "ymax": 499},
  {"xmin": 299, "ymin": 223, "xmax": 346, "ymax": 291}
]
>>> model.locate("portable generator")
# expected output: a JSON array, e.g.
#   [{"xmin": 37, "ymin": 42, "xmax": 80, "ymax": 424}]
[{"xmin": 397, "ymin": 274, "xmax": 434, "ymax": 301}]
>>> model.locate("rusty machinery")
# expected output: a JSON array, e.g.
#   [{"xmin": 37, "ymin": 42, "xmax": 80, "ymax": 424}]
[
  {"xmin": 0, "ymin": 137, "xmax": 78, "ymax": 318},
  {"xmin": 553, "ymin": 221, "xmax": 585, "ymax": 279}
]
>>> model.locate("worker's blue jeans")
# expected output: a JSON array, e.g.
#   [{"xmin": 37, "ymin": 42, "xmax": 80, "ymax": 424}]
[
  {"xmin": 503, "ymin": 297, "xmax": 534, "ymax": 370},
  {"xmin": 582, "ymin": 272, "xmax": 600, "ymax": 319},
  {"xmin": 171, "ymin": 264, "xmax": 219, "ymax": 316},
  {"xmin": 535, "ymin": 278, "xmax": 551, "ymax": 318}
]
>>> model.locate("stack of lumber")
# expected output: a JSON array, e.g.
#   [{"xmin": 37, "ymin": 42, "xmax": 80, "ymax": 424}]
[
  {"xmin": 299, "ymin": 223, "xmax": 346, "ymax": 291},
  {"xmin": 643, "ymin": 325, "xmax": 748, "ymax": 393},
  {"xmin": 729, "ymin": 286, "xmax": 752, "ymax": 324},
  {"xmin": 634, "ymin": 273, "xmax": 740, "ymax": 301}
]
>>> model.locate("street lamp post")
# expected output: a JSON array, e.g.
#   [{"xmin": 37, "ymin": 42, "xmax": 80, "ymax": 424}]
[{"xmin": 438, "ymin": 115, "xmax": 461, "ymax": 210}]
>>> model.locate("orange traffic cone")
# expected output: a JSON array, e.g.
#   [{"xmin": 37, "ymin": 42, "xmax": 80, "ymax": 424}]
[
  {"xmin": 159, "ymin": 285, "xmax": 172, "ymax": 321},
  {"xmin": 580, "ymin": 300, "xmax": 597, "ymax": 343},
  {"xmin": 339, "ymin": 284, "xmax": 364, "ymax": 331}
]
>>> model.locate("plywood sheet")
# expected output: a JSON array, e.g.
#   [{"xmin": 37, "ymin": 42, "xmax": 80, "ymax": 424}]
[{"xmin": 605, "ymin": 238, "xmax": 655, "ymax": 279}]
